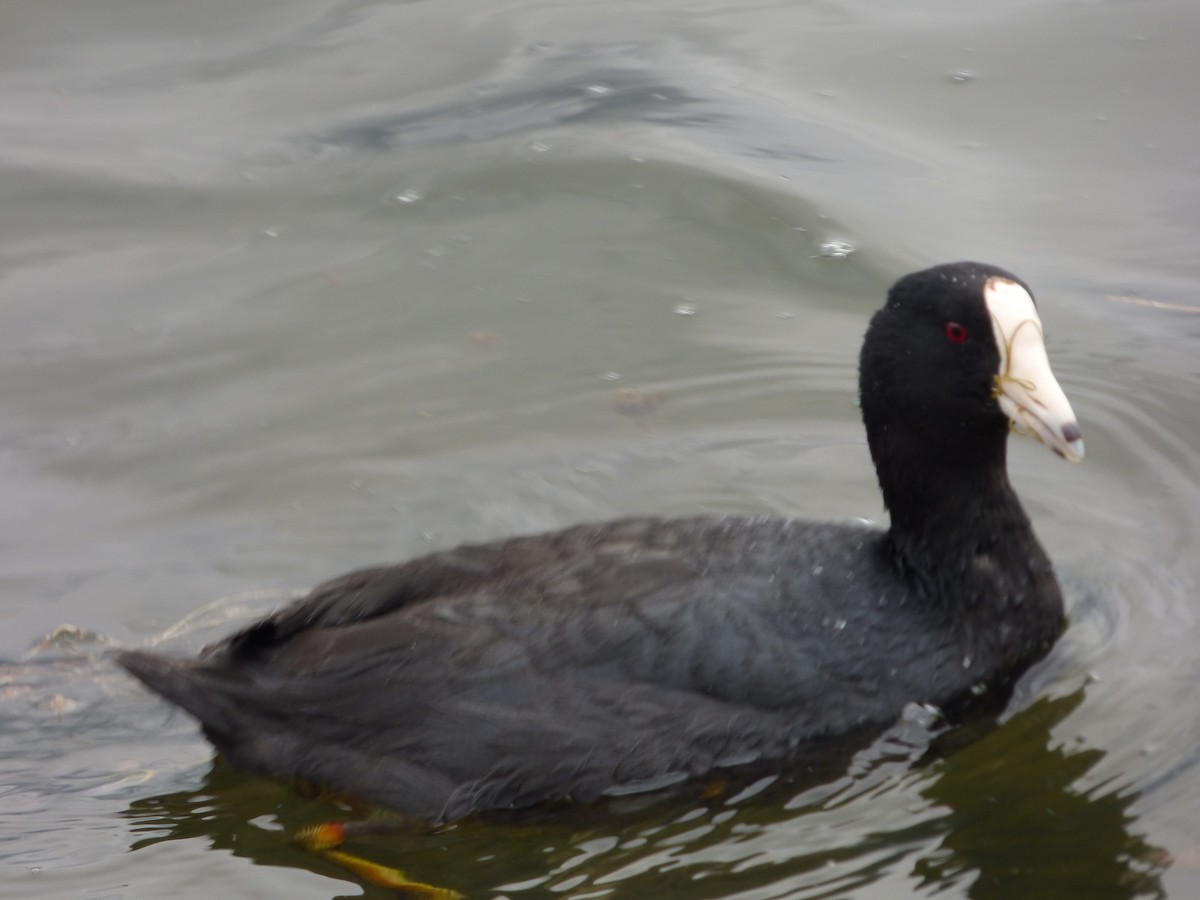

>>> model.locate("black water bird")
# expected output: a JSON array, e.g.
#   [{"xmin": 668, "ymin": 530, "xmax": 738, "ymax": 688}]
[{"xmin": 118, "ymin": 261, "xmax": 1084, "ymax": 826}]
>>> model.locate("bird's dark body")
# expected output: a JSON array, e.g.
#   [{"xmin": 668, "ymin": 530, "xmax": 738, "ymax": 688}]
[
  {"xmin": 117, "ymin": 262, "xmax": 1072, "ymax": 824},
  {"xmin": 120, "ymin": 511, "xmax": 1061, "ymax": 822}
]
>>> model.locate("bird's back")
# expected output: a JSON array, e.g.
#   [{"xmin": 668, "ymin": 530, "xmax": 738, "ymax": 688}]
[{"xmin": 120, "ymin": 515, "xmax": 972, "ymax": 820}]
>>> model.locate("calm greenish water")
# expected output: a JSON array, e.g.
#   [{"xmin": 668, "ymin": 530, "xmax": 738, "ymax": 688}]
[{"xmin": 2, "ymin": 0, "xmax": 1198, "ymax": 897}]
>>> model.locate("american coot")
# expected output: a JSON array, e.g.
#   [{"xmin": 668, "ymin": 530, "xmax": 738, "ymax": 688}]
[{"xmin": 119, "ymin": 261, "xmax": 1082, "ymax": 828}]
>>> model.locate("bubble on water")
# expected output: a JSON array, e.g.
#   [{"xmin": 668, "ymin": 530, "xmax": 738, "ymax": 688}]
[
  {"xmin": 833, "ymin": 618, "xmax": 847, "ymax": 631},
  {"xmin": 673, "ymin": 304, "xmax": 697, "ymax": 316},
  {"xmin": 962, "ymin": 655, "xmax": 973, "ymax": 669},
  {"xmin": 818, "ymin": 239, "xmax": 855, "ymax": 259},
  {"xmin": 395, "ymin": 189, "xmax": 422, "ymax": 204}
]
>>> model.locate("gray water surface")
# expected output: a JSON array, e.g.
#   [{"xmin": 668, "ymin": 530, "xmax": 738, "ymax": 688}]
[{"xmin": 2, "ymin": 0, "xmax": 1199, "ymax": 897}]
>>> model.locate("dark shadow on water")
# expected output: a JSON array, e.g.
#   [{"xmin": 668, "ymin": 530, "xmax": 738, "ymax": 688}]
[
  {"xmin": 295, "ymin": 53, "xmax": 831, "ymax": 164},
  {"xmin": 121, "ymin": 690, "xmax": 1166, "ymax": 899},
  {"xmin": 913, "ymin": 691, "xmax": 1167, "ymax": 900},
  {"xmin": 314, "ymin": 71, "xmax": 710, "ymax": 154}
]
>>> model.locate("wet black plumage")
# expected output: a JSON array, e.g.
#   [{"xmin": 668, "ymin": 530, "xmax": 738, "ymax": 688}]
[{"xmin": 118, "ymin": 261, "xmax": 1075, "ymax": 822}]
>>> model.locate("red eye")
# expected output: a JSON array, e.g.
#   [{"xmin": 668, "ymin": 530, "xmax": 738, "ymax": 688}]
[{"xmin": 945, "ymin": 322, "xmax": 968, "ymax": 344}]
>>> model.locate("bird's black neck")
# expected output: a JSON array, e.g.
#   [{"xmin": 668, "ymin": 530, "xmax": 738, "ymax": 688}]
[
  {"xmin": 871, "ymin": 426, "xmax": 1062, "ymax": 638},
  {"xmin": 872, "ymin": 431, "xmax": 1065, "ymax": 699},
  {"xmin": 882, "ymin": 443, "xmax": 1017, "ymax": 553}
]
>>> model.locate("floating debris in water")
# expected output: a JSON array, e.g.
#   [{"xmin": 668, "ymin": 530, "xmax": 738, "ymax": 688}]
[
  {"xmin": 673, "ymin": 304, "xmax": 697, "ymax": 316},
  {"xmin": 395, "ymin": 189, "xmax": 423, "ymax": 204},
  {"xmin": 610, "ymin": 388, "xmax": 665, "ymax": 427},
  {"xmin": 949, "ymin": 70, "xmax": 976, "ymax": 84},
  {"xmin": 1107, "ymin": 294, "xmax": 1200, "ymax": 314},
  {"xmin": 468, "ymin": 330, "xmax": 503, "ymax": 350},
  {"xmin": 40, "ymin": 693, "xmax": 76, "ymax": 716},
  {"xmin": 27, "ymin": 624, "xmax": 110, "ymax": 660},
  {"xmin": 36, "ymin": 624, "xmax": 91, "ymax": 649}
]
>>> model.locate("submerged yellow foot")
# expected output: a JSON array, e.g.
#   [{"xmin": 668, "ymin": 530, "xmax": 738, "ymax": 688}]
[{"xmin": 294, "ymin": 822, "xmax": 463, "ymax": 899}]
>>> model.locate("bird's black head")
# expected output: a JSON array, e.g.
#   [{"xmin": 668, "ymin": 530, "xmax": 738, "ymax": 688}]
[{"xmin": 858, "ymin": 262, "xmax": 1083, "ymax": 514}]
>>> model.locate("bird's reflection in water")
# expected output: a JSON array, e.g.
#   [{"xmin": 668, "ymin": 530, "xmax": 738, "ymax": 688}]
[
  {"xmin": 914, "ymin": 691, "xmax": 1167, "ymax": 899},
  {"xmin": 122, "ymin": 689, "xmax": 1166, "ymax": 899}
]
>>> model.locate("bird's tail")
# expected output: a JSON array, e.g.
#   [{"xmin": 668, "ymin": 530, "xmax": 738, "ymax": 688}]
[{"xmin": 116, "ymin": 649, "xmax": 246, "ymax": 741}]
